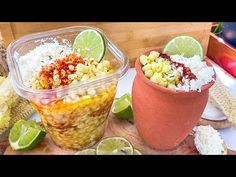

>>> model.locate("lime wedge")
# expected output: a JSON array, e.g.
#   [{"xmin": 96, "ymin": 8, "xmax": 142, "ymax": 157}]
[
  {"xmin": 133, "ymin": 149, "xmax": 142, "ymax": 155},
  {"xmin": 72, "ymin": 29, "xmax": 106, "ymax": 62},
  {"xmin": 112, "ymin": 93, "xmax": 133, "ymax": 121},
  {"xmin": 96, "ymin": 137, "xmax": 133, "ymax": 155},
  {"xmin": 9, "ymin": 120, "xmax": 46, "ymax": 151},
  {"xmin": 163, "ymin": 36, "xmax": 204, "ymax": 59},
  {"xmin": 75, "ymin": 148, "xmax": 96, "ymax": 155}
]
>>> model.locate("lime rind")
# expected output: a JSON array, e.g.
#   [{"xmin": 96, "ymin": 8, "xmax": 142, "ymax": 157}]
[
  {"xmin": 163, "ymin": 36, "xmax": 204, "ymax": 59},
  {"xmin": 133, "ymin": 149, "xmax": 142, "ymax": 155},
  {"xmin": 72, "ymin": 29, "xmax": 106, "ymax": 62},
  {"xmin": 75, "ymin": 148, "xmax": 96, "ymax": 155}
]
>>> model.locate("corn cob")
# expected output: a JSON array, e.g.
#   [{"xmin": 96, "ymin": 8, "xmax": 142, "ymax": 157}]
[
  {"xmin": 0, "ymin": 76, "xmax": 35, "ymax": 141},
  {"xmin": 209, "ymin": 78, "xmax": 236, "ymax": 128},
  {"xmin": 0, "ymin": 37, "xmax": 35, "ymax": 141},
  {"xmin": 0, "ymin": 76, "xmax": 19, "ymax": 132}
]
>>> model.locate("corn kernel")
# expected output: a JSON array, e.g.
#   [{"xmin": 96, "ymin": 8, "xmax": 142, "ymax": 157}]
[
  {"xmin": 76, "ymin": 63, "xmax": 84, "ymax": 72},
  {"xmin": 140, "ymin": 55, "xmax": 148, "ymax": 65},
  {"xmin": 167, "ymin": 83, "xmax": 176, "ymax": 89},
  {"xmin": 149, "ymin": 51, "xmax": 160, "ymax": 59},
  {"xmin": 81, "ymin": 75, "xmax": 89, "ymax": 81},
  {"xmin": 87, "ymin": 88, "xmax": 97, "ymax": 96},
  {"xmin": 145, "ymin": 70, "xmax": 153, "ymax": 78},
  {"xmin": 151, "ymin": 62, "xmax": 162, "ymax": 72},
  {"xmin": 162, "ymin": 64, "xmax": 171, "ymax": 73},
  {"xmin": 150, "ymin": 72, "xmax": 162, "ymax": 83},
  {"xmin": 77, "ymin": 88, "xmax": 86, "ymax": 96},
  {"xmin": 158, "ymin": 78, "xmax": 168, "ymax": 87},
  {"xmin": 142, "ymin": 64, "xmax": 152, "ymax": 71},
  {"xmin": 68, "ymin": 74, "xmax": 77, "ymax": 80},
  {"xmin": 165, "ymin": 73, "xmax": 176, "ymax": 82},
  {"xmin": 102, "ymin": 60, "xmax": 110, "ymax": 68},
  {"xmin": 68, "ymin": 65, "xmax": 75, "ymax": 71},
  {"xmin": 97, "ymin": 63, "xmax": 104, "ymax": 71},
  {"xmin": 53, "ymin": 74, "xmax": 59, "ymax": 81}
]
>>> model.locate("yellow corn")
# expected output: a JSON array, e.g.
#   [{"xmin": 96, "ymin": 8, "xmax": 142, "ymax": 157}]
[
  {"xmin": 140, "ymin": 55, "xmax": 148, "ymax": 65},
  {"xmin": 145, "ymin": 70, "xmax": 153, "ymax": 78}
]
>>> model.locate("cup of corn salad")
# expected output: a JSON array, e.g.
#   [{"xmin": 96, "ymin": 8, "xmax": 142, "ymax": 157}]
[
  {"xmin": 7, "ymin": 26, "xmax": 129, "ymax": 149},
  {"xmin": 132, "ymin": 47, "xmax": 215, "ymax": 150}
]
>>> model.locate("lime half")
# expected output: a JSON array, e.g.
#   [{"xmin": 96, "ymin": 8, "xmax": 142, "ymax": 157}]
[
  {"xmin": 133, "ymin": 149, "xmax": 142, "ymax": 155},
  {"xmin": 112, "ymin": 93, "xmax": 133, "ymax": 121},
  {"xmin": 75, "ymin": 149, "xmax": 96, "ymax": 155},
  {"xmin": 163, "ymin": 36, "xmax": 204, "ymax": 59},
  {"xmin": 9, "ymin": 120, "xmax": 46, "ymax": 151},
  {"xmin": 96, "ymin": 137, "xmax": 133, "ymax": 155},
  {"xmin": 72, "ymin": 29, "xmax": 106, "ymax": 62}
]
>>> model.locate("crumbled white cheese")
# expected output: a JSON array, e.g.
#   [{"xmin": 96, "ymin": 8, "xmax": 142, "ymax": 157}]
[
  {"xmin": 194, "ymin": 125, "xmax": 225, "ymax": 155},
  {"xmin": 171, "ymin": 55, "xmax": 215, "ymax": 92},
  {"xmin": 17, "ymin": 40, "xmax": 72, "ymax": 87}
]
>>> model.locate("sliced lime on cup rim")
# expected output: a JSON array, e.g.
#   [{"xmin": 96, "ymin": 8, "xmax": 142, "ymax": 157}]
[
  {"xmin": 163, "ymin": 36, "xmax": 204, "ymax": 60},
  {"xmin": 72, "ymin": 29, "xmax": 106, "ymax": 62}
]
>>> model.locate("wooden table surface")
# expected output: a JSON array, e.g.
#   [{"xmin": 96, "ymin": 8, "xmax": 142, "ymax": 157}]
[{"xmin": 0, "ymin": 22, "xmax": 212, "ymax": 67}]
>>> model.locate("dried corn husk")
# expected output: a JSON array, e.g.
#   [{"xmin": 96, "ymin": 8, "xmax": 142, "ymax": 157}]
[
  {"xmin": 209, "ymin": 78, "xmax": 236, "ymax": 128},
  {"xmin": 0, "ymin": 36, "xmax": 34, "ymax": 141}
]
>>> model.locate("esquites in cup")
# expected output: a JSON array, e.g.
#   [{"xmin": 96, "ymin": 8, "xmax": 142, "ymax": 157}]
[
  {"xmin": 7, "ymin": 26, "xmax": 129, "ymax": 149},
  {"xmin": 132, "ymin": 37, "xmax": 216, "ymax": 150}
]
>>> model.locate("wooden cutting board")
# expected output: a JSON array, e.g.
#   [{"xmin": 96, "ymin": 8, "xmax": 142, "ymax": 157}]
[{"xmin": 4, "ymin": 114, "xmax": 236, "ymax": 155}]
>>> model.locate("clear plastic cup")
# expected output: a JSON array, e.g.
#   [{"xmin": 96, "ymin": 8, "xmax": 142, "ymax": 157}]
[{"xmin": 7, "ymin": 26, "xmax": 129, "ymax": 150}]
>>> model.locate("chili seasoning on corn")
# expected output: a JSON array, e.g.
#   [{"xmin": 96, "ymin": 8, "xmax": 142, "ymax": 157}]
[
  {"xmin": 160, "ymin": 53, "xmax": 197, "ymax": 80},
  {"xmin": 38, "ymin": 53, "xmax": 85, "ymax": 89}
]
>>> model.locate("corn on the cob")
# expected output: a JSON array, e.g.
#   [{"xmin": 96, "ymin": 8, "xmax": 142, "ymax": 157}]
[
  {"xmin": 0, "ymin": 76, "xmax": 19, "ymax": 132},
  {"xmin": 0, "ymin": 36, "xmax": 35, "ymax": 142},
  {"xmin": 209, "ymin": 78, "xmax": 236, "ymax": 128}
]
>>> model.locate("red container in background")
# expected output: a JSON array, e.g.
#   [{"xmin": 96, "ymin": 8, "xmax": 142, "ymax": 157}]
[{"xmin": 207, "ymin": 33, "xmax": 236, "ymax": 78}]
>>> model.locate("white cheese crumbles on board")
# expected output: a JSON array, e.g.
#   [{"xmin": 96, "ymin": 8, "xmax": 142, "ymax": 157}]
[
  {"xmin": 17, "ymin": 40, "xmax": 72, "ymax": 87},
  {"xmin": 194, "ymin": 125, "xmax": 225, "ymax": 155}
]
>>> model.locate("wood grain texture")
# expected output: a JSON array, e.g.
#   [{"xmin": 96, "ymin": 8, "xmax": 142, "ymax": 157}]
[
  {"xmin": 0, "ymin": 22, "xmax": 212, "ymax": 66},
  {"xmin": 4, "ymin": 114, "xmax": 236, "ymax": 155},
  {"xmin": 4, "ymin": 114, "xmax": 198, "ymax": 155},
  {"xmin": 198, "ymin": 118, "xmax": 231, "ymax": 129}
]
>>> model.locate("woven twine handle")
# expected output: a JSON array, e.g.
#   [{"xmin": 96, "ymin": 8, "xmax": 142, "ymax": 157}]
[{"xmin": 209, "ymin": 78, "xmax": 236, "ymax": 127}]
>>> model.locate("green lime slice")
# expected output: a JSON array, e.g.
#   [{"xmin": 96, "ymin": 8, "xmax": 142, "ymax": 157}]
[
  {"xmin": 9, "ymin": 120, "xmax": 46, "ymax": 151},
  {"xmin": 163, "ymin": 36, "xmax": 204, "ymax": 59},
  {"xmin": 112, "ymin": 93, "xmax": 133, "ymax": 121},
  {"xmin": 75, "ymin": 148, "xmax": 96, "ymax": 155},
  {"xmin": 72, "ymin": 29, "xmax": 106, "ymax": 62},
  {"xmin": 133, "ymin": 149, "xmax": 142, "ymax": 155},
  {"xmin": 96, "ymin": 137, "xmax": 133, "ymax": 155}
]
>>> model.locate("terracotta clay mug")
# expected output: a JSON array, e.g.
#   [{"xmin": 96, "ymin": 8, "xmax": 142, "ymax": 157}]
[{"xmin": 132, "ymin": 48, "xmax": 216, "ymax": 150}]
